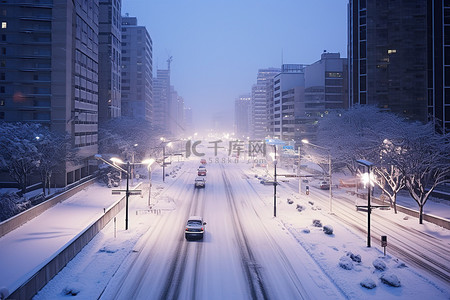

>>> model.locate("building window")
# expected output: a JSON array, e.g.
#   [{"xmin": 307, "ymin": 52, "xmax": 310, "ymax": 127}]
[
  {"xmin": 1, "ymin": 22, "xmax": 5, "ymax": 29},
  {"xmin": 0, "ymin": 73, "xmax": 4, "ymax": 80},
  {"xmin": 0, "ymin": 98, "xmax": 4, "ymax": 105},
  {"xmin": 0, "ymin": 111, "xmax": 4, "ymax": 119},
  {"xmin": 0, "ymin": 86, "xmax": 4, "ymax": 93}
]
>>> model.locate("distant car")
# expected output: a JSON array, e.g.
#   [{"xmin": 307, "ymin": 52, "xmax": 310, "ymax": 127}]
[
  {"xmin": 260, "ymin": 179, "xmax": 279, "ymax": 186},
  {"xmin": 185, "ymin": 216, "xmax": 206, "ymax": 240},
  {"xmin": 200, "ymin": 158, "xmax": 207, "ymax": 165},
  {"xmin": 319, "ymin": 181, "xmax": 330, "ymax": 190},
  {"xmin": 194, "ymin": 176, "xmax": 206, "ymax": 188},
  {"xmin": 197, "ymin": 166, "xmax": 207, "ymax": 176}
]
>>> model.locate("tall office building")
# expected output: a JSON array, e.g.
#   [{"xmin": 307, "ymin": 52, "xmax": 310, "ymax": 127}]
[
  {"xmin": 121, "ymin": 16, "xmax": 153, "ymax": 121},
  {"xmin": 152, "ymin": 68, "xmax": 170, "ymax": 135},
  {"xmin": 169, "ymin": 86, "xmax": 185, "ymax": 136},
  {"xmin": 0, "ymin": 0, "xmax": 99, "ymax": 186},
  {"xmin": 98, "ymin": 0, "xmax": 121, "ymax": 123},
  {"xmin": 234, "ymin": 94, "xmax": 251, "ymax": 139},
  {"xmin": 251, "ymin": 68, "xmax": 280, "ymax": 139},
  {"xmin": 302, "ymin": 52, "xmax": 348, "ymax": 142},
  {"xmin": 271, "ymin": 64, "xmax": 306, "ymax": 141},
  {"xmin": 349, "ymin": 0, "xmax": 449, "ymax": 132},
  {"xmin": 184, "ymin": 106, "xmax": 193, "ymax": 134}
]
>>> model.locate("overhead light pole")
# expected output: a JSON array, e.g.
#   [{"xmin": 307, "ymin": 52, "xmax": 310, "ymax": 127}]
[
  {"xmin": 95, "ymin": 154, "xmax": 142, "ymax": 230},
  {"xmin": 357, "ymin": 159, "xmax": 374, "ymax": 247},
  {"xmin": 265, "ymin": 138, "xmax": 285, "ymax": 217},
  {"xmin": 141, "ymin": 159, "xmax": 155, "ymax": 207}
]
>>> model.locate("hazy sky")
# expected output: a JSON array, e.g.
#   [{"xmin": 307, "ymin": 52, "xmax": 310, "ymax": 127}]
[{"xmin": 121, "ymin": 0, "xmax": 348, "ymax": 132}]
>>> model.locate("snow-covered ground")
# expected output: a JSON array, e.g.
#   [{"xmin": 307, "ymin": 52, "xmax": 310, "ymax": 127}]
[{"xmin": 27, "ymin": 156, "xmax": 449, "ymax": 300}]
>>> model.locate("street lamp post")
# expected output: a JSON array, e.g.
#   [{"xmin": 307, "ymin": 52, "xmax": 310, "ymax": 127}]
[
  {"xmin": 297, "ymin": 146, "xmax": 301, "ymax": 194},
  {"xmin": 357, "ymin": 159, "xmax": 373, "ymax": 247},
  {"xmin": 301, "ymin": 139, "xmax": 333, "ymax": 212},
  {"xmin": 163, "ymin": 145, "xmax": 166, "ymax": 182},
  {"xmin": 95, "ymin": 155, "xmax": 133, "ymax": 230},
  {"xmin": 265, "ymin": 138, "xmax": 285, "ymax": 218},
  {"xmin": 273, "ymin": 145, "xmax": 277, "ymax": 217},
  {"xmin": 141, "ymin": 159, "xmax": 155, "ymax": 207}
]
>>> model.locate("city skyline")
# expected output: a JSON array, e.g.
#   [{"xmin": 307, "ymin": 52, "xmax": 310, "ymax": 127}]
[{"xmin": 121, "ymin": 0, "xmax": 348, "ymax": 130}]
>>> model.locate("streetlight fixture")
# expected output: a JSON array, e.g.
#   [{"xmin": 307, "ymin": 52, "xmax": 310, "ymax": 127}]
[
  {"xmin": 356, "ymin": 159, "xmax": 374, "ymax": 247},
  {"xmin": 141, "ymin": 158, "xmax": 155, "ymax": 206},
  {"xmin": 301, "ymin": 139, "xmax": 333, "ymax": 212},
  {"xmin": 266, "ymin": 138, "xmax": 285, "ymax": 217},
  {"xmin": 95, "ymin": 154, "xmax": 142, "ymax": 230}
]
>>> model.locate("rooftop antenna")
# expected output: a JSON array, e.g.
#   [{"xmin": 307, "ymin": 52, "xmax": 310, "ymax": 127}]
[{"xmin": 167, "ymin": 56, "xmax": 173, "ymax": 71}]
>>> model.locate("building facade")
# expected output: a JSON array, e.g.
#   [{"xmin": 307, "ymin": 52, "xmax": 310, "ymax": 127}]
[
  {"xmin": 98, "ymin": 0, "xmax": 121, "ymax": 123},
  {"xmin": 303, "ymin": 52, "xmax": 348, "ymax": 141},
  {"xmin": 234, "ymin": 94, "xmax": 251, "ymax": 139},
  {"xmin": 152, "ymin": 68, "xmax": 170, "ymax": 135},
  {"xmin": 0, "ymin": 0, "xmax": 100, "ymax": 186},
  {"xmin": 121, "ymin": 15, "xmax": 153, "ymax": 121},
  {"xmin": 250, "ymin": 68, "xmax": 280, "ymax": 139},
  {"xmin": 271, "ymin": 64, "xmax": 306, "ymax": 141},
  {"xmin": 349, "ymin": 0, "xmax": 449, "ymax": 132}
]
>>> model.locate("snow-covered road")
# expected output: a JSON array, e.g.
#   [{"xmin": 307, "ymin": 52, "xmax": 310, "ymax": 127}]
[
  {"xmin": 34, "ymin": 158, "xmax": 449, "ymax": 299},
  {"xmin": 99, "ymin": 162, "xmax": 344, "ymax": 299}
]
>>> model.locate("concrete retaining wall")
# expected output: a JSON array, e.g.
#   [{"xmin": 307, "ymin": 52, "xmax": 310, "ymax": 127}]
[
  {"xmin": 0, "ymin": 179, "xmax": 96, "ymax": 238},
  {"xmin": 8, "ymin": 183, "xmax": 141, "ymax": 300}
]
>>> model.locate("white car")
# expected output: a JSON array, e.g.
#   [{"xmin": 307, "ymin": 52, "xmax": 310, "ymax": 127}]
[
  {"xmin": 197, "ymin": 166, "xmax": 207, "ymax": 176},
  {"xmin": 185, "ymin": 216, "xmax": 206, "ymax": 240},
  {"xmin": 194, "ymin": 176, "xmax": 206, "ymax": 188}
]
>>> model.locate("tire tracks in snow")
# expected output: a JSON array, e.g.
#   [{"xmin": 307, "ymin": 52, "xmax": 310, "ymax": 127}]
[{"xmin": 221, "ymin": 165, "xmax": 270, "ymax": 300}]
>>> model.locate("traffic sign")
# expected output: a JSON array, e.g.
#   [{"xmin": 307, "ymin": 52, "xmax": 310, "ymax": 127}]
[{"xmin": 265, "ymin": 138, "xmax": 286, "ymax": 146}]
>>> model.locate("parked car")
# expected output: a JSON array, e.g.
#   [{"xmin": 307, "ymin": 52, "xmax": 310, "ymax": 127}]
[
  {"xmin": 198, "ymin": 166, "xmax": 207, "ymax": 176},
  {"xmin": 319, "ymin": 181, "xmax": 330, "ymax": 190},
  {"xmin": 194, "ymin": 176, "xmax": 206, "ymax": 188},
  {"xmin": 185, "ymin": 216, "xmax": 206, "ymax": 240}
]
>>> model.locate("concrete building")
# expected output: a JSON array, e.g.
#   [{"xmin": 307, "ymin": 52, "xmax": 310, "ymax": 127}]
[
  {"xmin": 349, "ymin": 0, "xmax": 449, "ymax": 132},
  {"xmin": 234, "ymin": 94, "xmax": 251, "ymax": 139},
  {"xmin": 271, "ymin": 64, "xmax": 306, "ymax": 142},
  {"xmin": 0, "ymin": 0, "xmax": 99, "ymax": 186},
  {"xmin": 269, "ymin": 53, "xmax": 347, "ymax": 144},
  {"xmin": 121, "ymin": 15, "xmax": 153, "ymax": 121},
  {"xmin": 251, "ymin": 68, "xmax": 280, "ymax": 139},
  {"xmin": 98, "ymin": 0, "xmax": 121, "ymax": 123},
  {"xmin": 303, "ymin": 52, "xmax": 348, "ymax": 141}
]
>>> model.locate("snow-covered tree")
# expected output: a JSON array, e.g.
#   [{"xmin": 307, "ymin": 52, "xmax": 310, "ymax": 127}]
[
  {"xmin": 401, "ymin": 122, "xmax": 450, "ymax": 224},
  {"xmin": 316, "ymin": 106, "xmax": 450, "ymax": 222},
  {"xmin": 317, "ymin": 105, "xmax": 402, "ymax": 174},
  {"xmin": 0, "ymin": 122, "xmax": 41, "ymax": 194},
  {"xmin": 98, "ymin": 117, "xmax": 159, "ymax": 161},
  {"xmin": 34, "ymin": 130, "xmax": 77, "ymax": 195},
  {"xmin": 371, "ymin": 117, "xmax": 410, "ymax": 214}
]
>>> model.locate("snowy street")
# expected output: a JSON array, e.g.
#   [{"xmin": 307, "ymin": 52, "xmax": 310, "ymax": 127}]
[{"xmin": 33, "ymin": 158, "xmax": 449, "ymax": 300}]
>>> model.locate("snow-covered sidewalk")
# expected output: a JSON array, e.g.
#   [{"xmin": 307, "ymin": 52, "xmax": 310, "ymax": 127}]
[{"xmin": 0, "ymin": 182, "xmax": 125, "ymax": 296}]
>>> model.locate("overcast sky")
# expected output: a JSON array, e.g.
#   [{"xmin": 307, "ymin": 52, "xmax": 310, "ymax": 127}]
[{"xmin": 121, "ymin": 0, "xmax": 348, "ymax": 132}]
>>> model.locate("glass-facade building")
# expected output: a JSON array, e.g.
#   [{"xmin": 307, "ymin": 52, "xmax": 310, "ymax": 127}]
[{"xmin": 349, "ymin": 0, "xmax": 449, "ymax": 132}]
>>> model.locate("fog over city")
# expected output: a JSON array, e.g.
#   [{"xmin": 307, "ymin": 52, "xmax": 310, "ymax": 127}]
[
  {"xmin": 1, "ymin": 1, "xmax": 449, "ymax": 300},
  {"xmin": 122, "ymin": 0, "xmax": 348, "ymax": 130}
]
